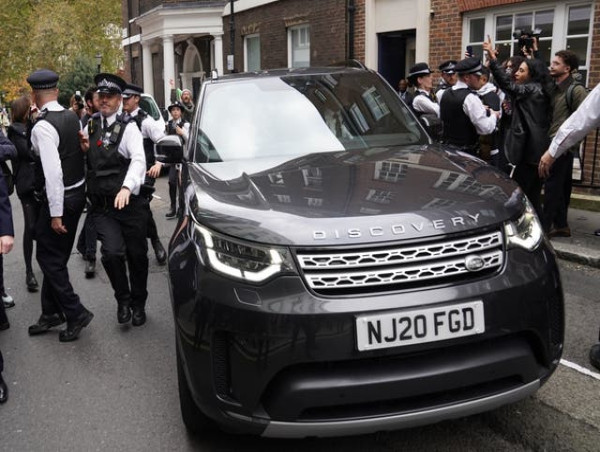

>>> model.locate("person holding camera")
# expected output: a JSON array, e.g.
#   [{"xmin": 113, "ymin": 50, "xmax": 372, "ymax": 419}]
[
  {"xmin": 513, "ymin": 29, "xmax": 542, "ymax": 59},
  {"xmin": 483, "ymin": 36, "xmax": 554, "ymax": 215}
]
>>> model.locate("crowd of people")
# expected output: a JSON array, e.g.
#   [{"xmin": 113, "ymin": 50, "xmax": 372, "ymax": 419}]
[
  {"xmin": 0, "ymin": 69, "xmax": 194, "ymax": 404},
  {"xmin": 400, "ymin": 37, "xmax": 599, "ymax": 372}
]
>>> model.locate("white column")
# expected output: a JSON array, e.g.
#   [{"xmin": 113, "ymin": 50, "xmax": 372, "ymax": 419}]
[
  {"xmin": 142, "ymin": 41, "xmax": 153, "ymax": 96},
  {"xmin": 212, "ymin": 33, "xmax": 224, "ymax": 76},
  {"xmin": 364, "ymin": 0, "xmax": 377, "ymax": 70},
  {"xmin": 163, "ymin": 35, "xmax": 175, "ymax": 109}
]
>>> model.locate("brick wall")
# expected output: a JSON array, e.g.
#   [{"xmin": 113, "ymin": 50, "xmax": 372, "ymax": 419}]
[{"xmin": 223, "ymin": 0, "xmax": 349, "ymax": 71}]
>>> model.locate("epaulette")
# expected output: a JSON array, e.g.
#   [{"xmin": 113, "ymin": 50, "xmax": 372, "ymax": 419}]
[{"xmin": 117, "ymin": 111, "xmax": 133, "ymax": 124}]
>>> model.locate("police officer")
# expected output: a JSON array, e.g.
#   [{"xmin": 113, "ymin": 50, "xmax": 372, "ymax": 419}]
[
  {"xmin": 165, "ymin": 101, "xmax": 189, "ymax": 218},
  {"xmin": 435, "ymin": 60, "xmax": 458, "ymax": 103},
  {"xmin": 121, "ymin": 83, "xmax": 167, "ymax": 264},
  {"xmin": 439, "ymin": 57, "xmax": 499, "ymax": 156},
  {"xmin": 82, "ymin": 73, "xmax": 148, "ymax": 327},
  {"xmin": 26, "ymin": 69, "xmax": 93, "ymax": 342},
  {"xmin": 407, "ymin": 63, "xmax": 439, "ymax": 118}
]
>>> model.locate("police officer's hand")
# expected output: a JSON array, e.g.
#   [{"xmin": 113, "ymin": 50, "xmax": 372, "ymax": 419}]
[
  {"xmin": 0, "ymin": 235, "xmax": 13, "ymax": 254},
  {"xmin": 51, "ymin": 217, "xmax": 68, "ymax": 234},
  {"xmin": 115, "ymin": 187, "xmax": 131, "ymax": 210},
  {"xmin": 538, "ymin": 151, "xmax": 555, "ymax": 179},
  {"xmin": 79, "ymin": 130, "xmax": 89, "ymax": 152},
  {"xmin": 147, "ymin": 162, "xmax": 163, "ymax": 179}
]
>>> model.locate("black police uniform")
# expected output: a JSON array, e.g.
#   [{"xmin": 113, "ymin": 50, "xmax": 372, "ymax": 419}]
[
  {"xmin": 165, "ymin": 105, "xmax": 188, "ymax": 216},
  {"xmin": 27, "ymin": 69, "xmax": 93, "ymax": 342}
]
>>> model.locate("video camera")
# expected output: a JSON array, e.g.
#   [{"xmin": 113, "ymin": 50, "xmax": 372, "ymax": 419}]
[{"xmin": 513, "ymin": 28, "xmax": 542, "ymax": 50}]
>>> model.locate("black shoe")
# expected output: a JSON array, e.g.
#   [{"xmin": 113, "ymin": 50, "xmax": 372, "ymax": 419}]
[
  {"xmin": 166, "ymin": 207, "xmax": 176, "ymax": 219},
  {"xmin": 131, "ymin": 307, "xmax": 146, "ymax": 327},
  {"xmin": 26, "ymin": 271, "xmax": 39, "ymax": 292},
  {"xmin": 117, "ymin": 304, "xmax": 131, "ymax": 324},
  {"xmin": 0, "ymin": 373, "xmax": 7, "ymax": 404},
  {"xmin": 28, "ymin": 313, "xmax": 66, "ymax": 335},
  {"xmin": 59, "ymin": 308, "xmax": 94, "ymax": 342},
  {"xmin": 85, "ymin": 260, "xmax": 96, "ymax": 278},
  {"xmin": 595, "ymin": 229, "xmax": 600, "ymax": 237},
  {"xmin": 0, "ymin": 321, "xmax": 9, "ymax": 331},
  {"xmin": 590, "ymin": 343, "xmax": 600, "ymax": 371},
  {"xmin": 153, "ymin": 240, "xmax": 167, "ymax": 265}
]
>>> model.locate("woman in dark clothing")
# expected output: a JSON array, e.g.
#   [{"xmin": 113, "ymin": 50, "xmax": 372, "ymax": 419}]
[
  {"xmin": 7, "ymin": 96, "xmax": 39, "ymax": 292},
  {"xmin": 484, "ymin": 38, "xmax": 554, "ymax": 214}
]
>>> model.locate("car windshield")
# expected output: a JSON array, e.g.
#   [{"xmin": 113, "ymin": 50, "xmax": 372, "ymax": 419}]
[{"xmin": 194, "ymin": 70, "xmax": 426, "ymax": 163}]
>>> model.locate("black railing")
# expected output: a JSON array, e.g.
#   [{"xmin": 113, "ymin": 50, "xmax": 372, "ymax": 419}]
[{"xmin": 573, "ymin": 128, "xmax": 600, "ymax": 189}]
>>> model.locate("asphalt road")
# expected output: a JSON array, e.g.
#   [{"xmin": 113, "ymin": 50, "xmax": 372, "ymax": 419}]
[{"xmin": 0, "ymin": 177, "xmax": 599, "ymax": 451}]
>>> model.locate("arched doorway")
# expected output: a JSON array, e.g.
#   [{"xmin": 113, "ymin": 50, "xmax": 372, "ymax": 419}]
[{"xmin": 181, "ymin": 44, "xmax": 204, "ymax": 101}]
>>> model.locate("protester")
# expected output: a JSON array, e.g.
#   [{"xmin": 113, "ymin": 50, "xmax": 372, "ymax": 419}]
[
  {"xmin": 0, "ymin": 131, "xmax": 15, "ymax": 310},
  {"xmin": 26, "ymin": 69, "xmax": 93, "ymax": 342},
  {"xmin": 541, "ymin": 50, "xmax": 589, "ymax": 237},
  {"xmin": 477, "ymin": 66, "xmax": 502, "ymax": 163},
  {"xmin": 82, "ymin": 73, "xmax": 148, "ymax": 327},
  {"xmin": 7, "ymin": 96, "xmax": 39, "ymax": 292},
  {"xmin": 538, "ymin": 82, "xmax": 600, "ymax": 370},
  {"xmin": 439, "ymin": 57, "xmax": 499, "ymax": 156},
  {"xmin": 180, "ymin": 89, "xmax": 195, "ymax": 123},
  {"xmin": 484, "ymin": 36, "xmax": 553, "ymax": 214}
]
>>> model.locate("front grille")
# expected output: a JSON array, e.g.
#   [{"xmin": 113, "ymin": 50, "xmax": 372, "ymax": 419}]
[{"xmin": 296, "ymin": 230, "xmax": 504, "ymax": 294}]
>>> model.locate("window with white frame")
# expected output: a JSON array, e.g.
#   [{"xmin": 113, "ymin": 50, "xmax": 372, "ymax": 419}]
[
  {"xmin": 464, "ymin": 2, "xmax": 593, "ymax": 81},
  {"xmin": 288, "ymin": 24, "xmax": 310, "ymax": 68},
  {"xmin": 244, "ymin": 34, "xmax": 261, "ymax": 72}
]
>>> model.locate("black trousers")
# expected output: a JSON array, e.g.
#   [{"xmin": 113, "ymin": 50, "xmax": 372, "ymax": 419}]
[
  {"xmin": 542, "ymin": 152, "xmax": 574, "ymax": 232},
  {"xmin": 92, "ymin": 195, "xmax": 149, "ymax": 308},
  {"xmin": 35, "ymin": 186, "xmax": 86, "ymax": 322},
  {"xmin": 19, "ymin": 193, "xmax": 40, "ymax": 273},
  {"xmin": 76, "ymin": 205, "xmax": 98, "ymax": 261},
  {"xmin": 141, "ymin": 177, "xmax": 159, "ymax": 243},
  {"xmin": 513, "ymin": 163, "xmax": 543, "ymax": 217}
]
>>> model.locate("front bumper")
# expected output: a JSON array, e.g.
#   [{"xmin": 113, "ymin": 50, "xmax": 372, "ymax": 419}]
[{"xmin": 168, "ymin": 229, "xmax": 563, "ymax": 437}]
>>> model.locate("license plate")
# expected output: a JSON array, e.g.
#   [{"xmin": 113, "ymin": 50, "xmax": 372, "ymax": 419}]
[{"xmin": 356, "ymin": 301, "xmax": 485, "ymax": 351}]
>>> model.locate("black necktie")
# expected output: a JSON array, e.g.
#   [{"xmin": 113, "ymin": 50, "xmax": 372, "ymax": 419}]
[{"xmin": 103, "ymin": 117, "xmax": 108, "ymax": 132}]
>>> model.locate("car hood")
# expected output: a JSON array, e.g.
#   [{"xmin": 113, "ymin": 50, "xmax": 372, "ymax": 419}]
[{"xmin": 186, "ymin": 145, "xmax": 524, "ymax": 246}]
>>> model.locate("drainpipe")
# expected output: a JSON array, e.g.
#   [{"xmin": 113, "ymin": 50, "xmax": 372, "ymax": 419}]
[{"xmin": 348, "ymin": 0, "xmax": 356, "ymax": 60}]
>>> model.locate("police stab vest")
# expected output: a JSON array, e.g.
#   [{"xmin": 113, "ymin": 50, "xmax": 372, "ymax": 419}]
[
  {"xmin": 440, "ymin": 88, "xmax": 479, "ymax": 147},
  {"xmin": 33, "ymin": 109, "xmax": 85, "ymax": 192},
  {"xmin": 86, "ymin": 113, "xmax": 131, "ymax": 197}
]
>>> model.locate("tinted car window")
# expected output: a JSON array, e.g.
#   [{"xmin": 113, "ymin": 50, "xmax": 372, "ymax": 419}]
[
  {"xmin": 194, "ymin": 71, "xmax": 426, "ymax": 163},
  {"xmin": 140, "ymin": 95, "xmax": 161, "ymax": 121}
]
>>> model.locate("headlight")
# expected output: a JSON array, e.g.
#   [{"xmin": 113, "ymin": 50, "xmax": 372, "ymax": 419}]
[
  {"xmin": 192, "ymin": 224, "xmax": 296, "ymax": 282},
  {"xmin": 504, "ymin": 197, "xmax": 543, "ymax": 251}
]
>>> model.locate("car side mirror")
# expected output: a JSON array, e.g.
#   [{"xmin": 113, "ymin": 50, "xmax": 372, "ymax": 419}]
[
  {"xmin": 155, "ymin": 135, "xmax": 183, "ymax": 164},
  {"xmin": 419, "ymin": 114, "xmax": 443, "ymax": 142}
]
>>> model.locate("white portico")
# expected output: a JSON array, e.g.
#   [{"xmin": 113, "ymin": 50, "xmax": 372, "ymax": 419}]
[{"xmin": 132, "ymin": 4, "xmax": 225, "ymax": 108}]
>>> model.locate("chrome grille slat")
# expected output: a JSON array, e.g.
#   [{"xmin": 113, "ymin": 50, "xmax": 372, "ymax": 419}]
[{"xmin": 296, "ymin": 230, "xmax": 504, "ymax": 293}]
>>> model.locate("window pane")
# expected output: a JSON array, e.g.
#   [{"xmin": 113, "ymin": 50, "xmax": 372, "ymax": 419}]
[
  {"xmin": 470, "ymin": 18, "xmax": 485, "ymax": 42},
  {"xmin": 537, "ymin": 39, "xmax": 552, "ymax": 66},
  {"xmin": 566, "ymin": 37, "xmax": 589, "ymax": 66},
  {"xmin": 496, "ymin": 15, "xmax": 513, "ymax": 41},
  {"xmin": 534, "ymin": 10, "xmax": 554, "ymax": 36},
  {"xmin": 515, "ymin": 13, "xmax": 532, "ymax": 33},
  {"xmin": 291, "ymin": 27, "xmax": 310, "ymax": 68},
  {"xmin": 568, "ymin": 5, "xmax": 591, "ymax": 35}
]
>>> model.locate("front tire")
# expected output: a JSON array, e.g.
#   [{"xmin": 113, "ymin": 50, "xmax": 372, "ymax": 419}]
[{"xmin": 176, "ymin": 340, "xmax": 216, "ymax": 435}]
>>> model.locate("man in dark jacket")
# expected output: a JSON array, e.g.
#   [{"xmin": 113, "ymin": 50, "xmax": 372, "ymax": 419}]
[{"xmin": 541, "ymin": 50, "xmax": 588, "ymax": 237}]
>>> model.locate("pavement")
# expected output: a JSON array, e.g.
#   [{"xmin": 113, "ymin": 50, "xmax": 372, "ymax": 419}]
[{"xmin": 550, "ymin": 197, "xmax": 600, "ymax": 268}]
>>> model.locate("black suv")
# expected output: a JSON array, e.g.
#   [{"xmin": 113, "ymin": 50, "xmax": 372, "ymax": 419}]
[{"xmin": 165, "ymin": 65, "xmax": 564, "ymax": 438}]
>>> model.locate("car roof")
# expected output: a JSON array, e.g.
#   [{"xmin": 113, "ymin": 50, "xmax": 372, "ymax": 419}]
[{"xmin": 208, "ymin": 65, "xmax": 370, "ymax": 85}]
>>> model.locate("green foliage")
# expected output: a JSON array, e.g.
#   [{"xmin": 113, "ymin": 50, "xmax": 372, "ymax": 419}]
[
  {"xmin": 0, "ymin": 0, "xmax": 122, "ymax": 102},
  {"xmin": 57, "ymin": 56, "xmax": 97, "ymax": 107}
]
